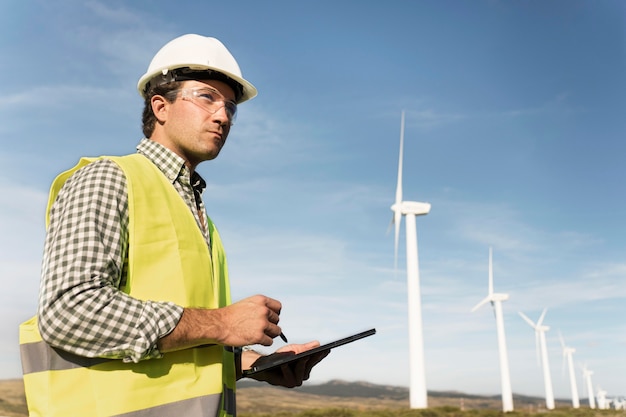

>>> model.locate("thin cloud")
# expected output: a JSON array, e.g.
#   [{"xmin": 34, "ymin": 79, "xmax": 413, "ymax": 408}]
[
  {"xmin": 408, "ymin": 109, "xmax": 467, "ymax": 129},
  {"xmin": 215, "ymin": 105, "xmax": 327, "ymax": 172},
  {"xmin": 84, "ymin": 0, "xmax": 145, "ymax": 25},
  {"xmin": 0, "ymin": 85, "xmax": 128, "ymax": 110},
  {"xmin": 502, "ymin": 92, "xmax": 582, "ymax": 117},
  {"xmin": 440, "ymin": 197, "xmax": 602, "ymax": 255}
]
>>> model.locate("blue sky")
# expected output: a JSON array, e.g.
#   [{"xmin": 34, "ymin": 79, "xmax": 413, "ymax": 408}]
[{"xmin": 1, "ymin": 0, "xmax": 625, "ymax": 403}]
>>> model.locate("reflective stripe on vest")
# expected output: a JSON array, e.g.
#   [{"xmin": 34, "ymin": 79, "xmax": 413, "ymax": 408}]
[{"xmin": 19, "ymin": 154, "xmax": 235, "ymax": 417}]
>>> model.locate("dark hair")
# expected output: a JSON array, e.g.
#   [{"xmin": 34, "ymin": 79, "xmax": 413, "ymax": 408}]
[{"xmin": 141, "ymin": 81, "xmax": 183, "ymax": 138}]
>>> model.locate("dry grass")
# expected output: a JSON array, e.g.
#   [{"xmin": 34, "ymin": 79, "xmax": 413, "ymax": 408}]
[
  {"xmin": 237, "ymin": 385, "xmax": 408, "ymax": 414},
  {"xmin": 3, "ymin": 379, "xmax": 624, "ymax": 417},
  {"xmin": 0, "ymin": 379, "xmax": 27, "ymax": 417}
]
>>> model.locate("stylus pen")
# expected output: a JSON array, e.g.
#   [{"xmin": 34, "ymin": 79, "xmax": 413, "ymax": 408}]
[{"xmin": 279, "ymin": 332, "xmax": 288, "ymax": 343}]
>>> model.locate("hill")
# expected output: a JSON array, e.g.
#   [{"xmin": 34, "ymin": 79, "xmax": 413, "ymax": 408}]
[
  {"xmin": 0, "ymin": 378, "xmax": 603, "ymax": 416},
  {"xmin": 237, "ymin": 379, "xmax": 577, "ymax": 413}
]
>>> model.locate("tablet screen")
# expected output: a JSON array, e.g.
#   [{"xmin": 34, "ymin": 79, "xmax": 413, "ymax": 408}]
[{"xmin": 242, "ymin": 328, "xmax": 376, "ymax": 376}]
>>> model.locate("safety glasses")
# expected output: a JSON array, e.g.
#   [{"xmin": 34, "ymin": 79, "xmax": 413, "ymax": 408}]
[{"xmin": 179, "ymin": 87, "xmax": 237, "ymax": 125}]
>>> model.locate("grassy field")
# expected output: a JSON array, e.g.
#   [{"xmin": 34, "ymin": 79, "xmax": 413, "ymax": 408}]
[
  {"xmin": 239, "ymin": 411, "xmax": 626, "ymax": 417},
  {"xmin": 0, "ymin": 380, "xmax": 27, "ymax": 417},
  {"xmin": 2, "ymin": 379, "xmax": 624, "ymax": 417}
]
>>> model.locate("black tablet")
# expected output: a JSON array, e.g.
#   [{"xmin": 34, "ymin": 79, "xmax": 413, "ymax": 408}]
[{"xmin": 242, "ymin": 328, "xmax": 376, "ymax": 376}]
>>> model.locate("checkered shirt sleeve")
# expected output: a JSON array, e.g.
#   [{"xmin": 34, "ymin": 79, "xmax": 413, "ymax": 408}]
[{"xmin": 37, "ymin": 143, "xmax": 191, "ymax": 362}]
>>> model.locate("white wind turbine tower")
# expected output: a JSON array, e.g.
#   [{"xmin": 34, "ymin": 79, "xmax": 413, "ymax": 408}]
[
  {"xmin": 472, "ymin": 248, "xmax": 514, "ymax": 412},
  {"xmin": 559, "ymin": 333, "xmax": 580, "ymax": 408},
  {"xmin": 596, "ymin": 387, "xmax": 608, "ymax": 409},
  {"xmin": 582, "ymin": 365, "xmax": 596, "ymax": 409},
  {"xmin": 390, "ymin": 110, "xmax": 431, "ymax": 409},
  {"xmin": 518, "ymin": 308, "xmax": 554, "ymax": 410}
]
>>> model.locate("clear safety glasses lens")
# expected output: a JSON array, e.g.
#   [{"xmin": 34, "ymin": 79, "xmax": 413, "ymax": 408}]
[{"xmin": 180, "ymin": 87, "xmax": 237, "ymax": 125}]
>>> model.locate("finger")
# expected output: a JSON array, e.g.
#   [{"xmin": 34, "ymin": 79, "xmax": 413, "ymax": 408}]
[
  {"xmin": 258, "ymin": 324, "xmax": 282, "ymax": 346},
  {"xmin": 264, "ymin": 297, "xmax": 283, "ymax": 315},
  {"xmin": 258, "ymin": 334, "xmax": 274, "ymax": 346},
  {"xmin": 299, "ymin": 341, "xmax": 320, "ymax": 351},
  {"xmin": 266, "ymin": 308, "xmax": 280, "ymax": 325},
  {"xmin": 276, "ymin": 341, "xmax": 319, "ymax": 355}
]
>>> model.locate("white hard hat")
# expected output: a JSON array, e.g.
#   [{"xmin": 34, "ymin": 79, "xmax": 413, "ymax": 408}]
[{"xmin": 137, "ymin": 34, "xmax": 257, "ymax": 103}]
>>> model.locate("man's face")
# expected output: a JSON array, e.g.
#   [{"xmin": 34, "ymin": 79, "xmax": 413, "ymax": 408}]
[{"xmin": 156, "ymin": 79, "xmax": 237, "ymax": 168}]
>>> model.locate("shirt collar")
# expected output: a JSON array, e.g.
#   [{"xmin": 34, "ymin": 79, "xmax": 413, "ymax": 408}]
[{"xmin": 136, "ymin": 138, "xmax": 206, "ymax": 193}]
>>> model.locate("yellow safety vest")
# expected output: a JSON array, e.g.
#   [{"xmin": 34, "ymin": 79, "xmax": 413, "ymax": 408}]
[{"xmin": 19, "ymin": 154, "xmax": 236, "ymax": 417}]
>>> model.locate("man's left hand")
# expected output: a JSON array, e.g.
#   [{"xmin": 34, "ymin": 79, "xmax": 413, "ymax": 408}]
[{"xmin": 241, "ymin": 341, "xmax": 330, "ymax": 388}]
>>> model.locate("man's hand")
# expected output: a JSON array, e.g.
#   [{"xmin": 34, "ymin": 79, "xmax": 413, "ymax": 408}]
[
  {"xmin": 213, "ymin": 295, "xmax": 283, "ymax": 346},
  {"xmin": 242, "ymin": 341, "xmax": 330, "ymax": 388},
  {"xmin": 158, "ymin": 295, "xmax": 283, "ymax": 352}
]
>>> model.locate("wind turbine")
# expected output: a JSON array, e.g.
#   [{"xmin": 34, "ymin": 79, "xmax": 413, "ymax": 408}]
[
  {"xmin": 390, "ymin": 110, "xmax": 431, "ymax": 409},
  {"xmin": 559, "ymin": 333, "xmax": 580, "ymax": 408},
  {"xmin": 582, "ymin": 364, "xmax": 596, "ymax": 409},
  {"xmin": 596, "ymin": 387, "xmax": 608, "ymax": 409},
  {"xmin": 472, "ymin": 248, "xmax": 514, "ymax": 412},
  {"xmin": 519, "ymin": 308, "xmax": 554, "ymax": 410}
]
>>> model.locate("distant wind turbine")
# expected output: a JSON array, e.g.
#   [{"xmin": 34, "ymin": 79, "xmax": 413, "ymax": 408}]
[
  {"xmin": 389, "ymin": 110, "xmax": 431, "ymax": 409},
  {"xmin": 519, "ymin": 308, "xmax": 554, "ymax": 410},
  {"xmin": 582, "ymin": 364, "xmax": 596, "ymax": 409},
  {"xmin": 596, "ymin": 387, "xmax": 608, "ymax": 409},
  {"xmin": 559, "ymin": 333, "xmax": 580, "ymax": 408},
  {"xmin": 612, "ymin": 398, "xmax": 625, "ymax": 410},
  {"xmin": 472, "ymin": 248, "xmax": 514, "ymax": 412}
]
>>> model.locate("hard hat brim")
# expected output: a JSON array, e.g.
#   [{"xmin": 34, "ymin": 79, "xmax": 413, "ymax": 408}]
[{"xmin": 137, "ymin": 64, "xmax": 257, "ymax": 104}]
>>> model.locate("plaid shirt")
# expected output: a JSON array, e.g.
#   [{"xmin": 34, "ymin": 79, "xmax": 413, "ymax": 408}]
[{"xmin": 38, "ymin": 138, "xmax": 211, "ymax": 363}]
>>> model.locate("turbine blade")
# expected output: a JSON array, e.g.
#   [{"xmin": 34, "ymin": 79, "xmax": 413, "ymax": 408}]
[
  {"xmin": 386, "ymin": 214, "xmax": 394, "ymax": 235},
  {"xmin": 394, "ymin": 210, "xmax": 401, "ymax": 269},
  {"xmin": 489, "ymin": 247, "xmax": 493, "ymax": 295},
  {"xmin": 395, "ymin": 111, "xmax": 405, "ymax": 206},
  {"xmin": 488, "ymin": 247, "xmax": 494, "ymax": 295},
  {"xmin": 391, "ymin": 111, "xmax": 405, "ymax": 270},
  {"xmin": 519, "ymin": 308, "xmax": 542, "ymax": 367},
  {"xmin": 562, "ymin": 352, "xmax": 566, "ymax": 378},
  {"xmin": 535, "ymin": 329, "xmax": 541, "ymax": 367},
  {"xmin": 537, "ymin": 308, "xmax": 547, "ymax": 326},
  {"xmin": 518, "ymin": 311, "xmax": 536, "ymax": 328},
  {"xmin": 471, "ymin": 296, "xmax": 491, "ymax": 312}
]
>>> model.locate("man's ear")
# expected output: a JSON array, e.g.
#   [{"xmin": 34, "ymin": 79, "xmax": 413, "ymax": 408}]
[{"xmin": 151, "ymin": 95, "xmax": 169, "ymax": 123}]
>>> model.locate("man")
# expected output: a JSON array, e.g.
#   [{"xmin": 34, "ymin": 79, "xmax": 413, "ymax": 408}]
[{"xmin": 19, "ymin": 34, "xmax": 328, "ymax": 417}]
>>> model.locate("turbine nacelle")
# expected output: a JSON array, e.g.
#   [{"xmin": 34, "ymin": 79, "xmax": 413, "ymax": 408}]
[
  {"xmin": 563, "ymin": 347, "xmax": 576, "ymax": 355},
  {"xmin": 391, "ymin": 201, "xmax": 431, "ymax": 216},
  {"xmin": 490, "ymin": 293, "xmax": 509, "ymax": 302}
]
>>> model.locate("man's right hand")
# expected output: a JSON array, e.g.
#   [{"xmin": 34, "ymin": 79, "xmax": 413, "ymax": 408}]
[
  {"xmin": 157, "ymin": 294, "xmax": 284, "ymax": 352},
  {"xmin": 213, "ymin": 294, "xmax": 283, "ymax": 346}
]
